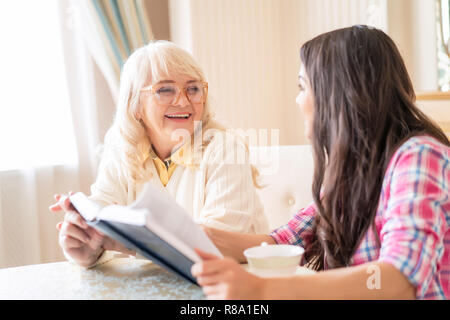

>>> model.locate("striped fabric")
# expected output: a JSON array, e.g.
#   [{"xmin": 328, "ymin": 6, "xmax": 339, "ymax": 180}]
[
  {"xmin": 73, "ymin": 0, "xmax": 153, "ymax": 99},
  {"xmin": 270, "ymin": 136, "xmax": 450, "ymax": 299}
]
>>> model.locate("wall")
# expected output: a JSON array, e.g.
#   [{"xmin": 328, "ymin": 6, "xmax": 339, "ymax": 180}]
[
  {"xmin": 417, "ymin": 97, "xmax": 450, "ymax": 136},
  {"xmin": 186, "ymin": 0, "xmax": 308, "ymax": 145},
  {"xmin": 146, "ymin": 0, "xmax": 171, "ymax": 40},
  {"xmin": 168, "ymin": 0, "xmax": 398, "ymax": 145},
  {"xmin": 93, "ymin": 1, "xmax": 449, "ymax": 169},
  {"xmin": 92, "ymin": 0, "xmax": 442, "ymax": 146},
  {"xmin": 387, "ymin": 0, "xmax": 438, "ymax": 92},
  {"xmin": 305, "ymin": 0, "xmax": 388, "ymax": 37}
]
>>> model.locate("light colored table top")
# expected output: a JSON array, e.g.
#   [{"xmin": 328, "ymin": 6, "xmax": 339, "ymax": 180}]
[
  {"xmin": 0, "ymin": 257, "xmax": 314, "ymax": 300},
  {"xmin": 0, "ymin": 258, "xmax": 203, "ymax": 300}
]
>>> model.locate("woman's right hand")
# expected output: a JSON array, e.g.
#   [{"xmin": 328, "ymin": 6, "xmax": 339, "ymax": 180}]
[{"xmin": 50, "ymin": 193, "xmax": 135, "ymax": 267}]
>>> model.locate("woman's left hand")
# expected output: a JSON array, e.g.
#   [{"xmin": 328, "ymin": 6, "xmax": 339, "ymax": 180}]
[{"xmin": 191, "ymin": 249, "xmax": 266, "ymax": 300}]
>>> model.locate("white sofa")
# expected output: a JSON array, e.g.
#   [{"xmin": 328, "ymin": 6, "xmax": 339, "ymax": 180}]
[{"xmin": 250, "ymin": 145, "xmax": 315, "ymax": 230}]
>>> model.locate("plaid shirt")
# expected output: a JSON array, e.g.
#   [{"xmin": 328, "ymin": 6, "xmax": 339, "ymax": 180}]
[{"xmin": 270, "ymin": 136, "xmax": 450, "ymax": 299}]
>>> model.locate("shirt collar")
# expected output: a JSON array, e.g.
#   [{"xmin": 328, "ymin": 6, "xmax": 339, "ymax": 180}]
[
  {"xmin": 149, "ymin": 142, "xmax": 194, "ymax": 168},
  {"xmin": 148, "ymin": 124, "xmax": 203, "ymax": 168}
]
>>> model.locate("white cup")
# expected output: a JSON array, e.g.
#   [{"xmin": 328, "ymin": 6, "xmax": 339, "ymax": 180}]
[{"xmin": 243, "ymin": 242, "xmax": 305, "ymax": 278}]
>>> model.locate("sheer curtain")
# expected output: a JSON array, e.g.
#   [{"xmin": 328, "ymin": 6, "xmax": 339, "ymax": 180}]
[
  {"xmin": 0, "ymin": 167, "xmax": 82, "ymax": 267},
  {"xmin": 0, "ymin": 0, "xmax": 85, "ymax": 268},
  {"xmin": 0, "ymin": 0, "xmax": 154, "ymax": 268},
  {"xmin": 69, "ymin": 0, "xmax": 153, "ymax": 101}
]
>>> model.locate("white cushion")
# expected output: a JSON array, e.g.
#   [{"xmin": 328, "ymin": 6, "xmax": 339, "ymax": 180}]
[{"xmin": 250, "ymin": 145, "xmax": 315, "ymax": 230}]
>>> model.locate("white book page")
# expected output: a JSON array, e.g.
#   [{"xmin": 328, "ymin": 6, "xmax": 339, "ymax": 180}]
[
  {"xmin": 148, "ymin": 219, "xmax": 201, "ymax": 262},
  {"xmin": 69, "ymin": 192, "xmax": 101, "ymax": 222},
  {"xmin": 98, "ymin": 206, "xmax": 148, "ymax": 226},
  {"xmin": 130, "ymin": 183, "xmax": 223, "ymax": 258}
]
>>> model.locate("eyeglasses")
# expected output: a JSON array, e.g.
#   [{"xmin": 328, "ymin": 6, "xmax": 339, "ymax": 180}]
[{"xmin": 140, "ymin": 81, "xmax": 208, "ymax": 105}]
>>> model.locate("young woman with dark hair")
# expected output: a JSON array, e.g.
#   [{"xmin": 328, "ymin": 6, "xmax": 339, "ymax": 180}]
[{"xmin": 191, "ymin": 25, "xmax": 450, "ymax": 300}]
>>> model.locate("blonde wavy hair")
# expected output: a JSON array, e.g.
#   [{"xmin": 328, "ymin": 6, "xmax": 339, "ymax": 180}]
[{"xmin": 101, "ymin": 40, "xmax": 222, "ymax": 186}]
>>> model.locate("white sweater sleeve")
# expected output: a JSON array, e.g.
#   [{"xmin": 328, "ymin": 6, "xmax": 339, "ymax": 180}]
[
  {"xmin": 63, "ymin": 147, "xmax": 130, "ymax": 268},
  {"xmin": 89, "ymin": 147, "xmax": 129, "ymax": 207},
  {"xmin": 198, "ymin": 134, "xmax": 269, "ymax": 234}
]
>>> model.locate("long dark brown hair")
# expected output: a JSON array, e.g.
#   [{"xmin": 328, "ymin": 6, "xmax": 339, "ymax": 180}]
[{"xmin": 301, "ymin": 25, "xmax": 450, "ymax": 270}]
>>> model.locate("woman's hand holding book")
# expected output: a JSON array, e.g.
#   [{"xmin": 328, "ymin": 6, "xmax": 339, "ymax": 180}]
[{"xmin": 50, "ymin": 193, "xmax": 135, "ymax": 267}]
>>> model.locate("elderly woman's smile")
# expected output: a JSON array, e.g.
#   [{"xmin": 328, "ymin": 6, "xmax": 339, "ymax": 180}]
[{"xmin": 164, "ymin": 112, "xmax": 193, "ymax": 121}]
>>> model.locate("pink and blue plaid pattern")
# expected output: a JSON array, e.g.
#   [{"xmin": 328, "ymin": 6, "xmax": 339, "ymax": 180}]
[{"xmin": 270, "ymin": 136, "xmax": 450, "ymax": 299}]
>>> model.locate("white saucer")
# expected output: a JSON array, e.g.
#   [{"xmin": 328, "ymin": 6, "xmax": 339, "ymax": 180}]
[{"xmin": 242, "ymin": 264, "xmax": 316, "ymax": 276}]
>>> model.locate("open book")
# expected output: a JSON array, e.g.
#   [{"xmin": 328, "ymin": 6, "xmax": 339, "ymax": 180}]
[{"xmin": 69, "ymin": 183, "xmax": 223, "ymax": 285}]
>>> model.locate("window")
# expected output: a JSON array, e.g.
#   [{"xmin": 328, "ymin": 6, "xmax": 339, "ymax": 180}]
[{"xmin": 0, "ymin": 0, "xmax": 77, "ymax": 171}]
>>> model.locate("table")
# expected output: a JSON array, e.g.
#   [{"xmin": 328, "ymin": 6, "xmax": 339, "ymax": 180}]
[
  {"xmin": 0, "ymin": 258, "xmax": 314, "ymax": 300},
  {"xmin": 0, "ymin": 258, "xmax": 203, "ymax": 299}
]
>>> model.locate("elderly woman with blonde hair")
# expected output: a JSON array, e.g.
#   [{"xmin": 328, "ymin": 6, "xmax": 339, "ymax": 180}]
[{"xmin": 50, "ymin": 40, "xmax": 268, "ymax": 268}]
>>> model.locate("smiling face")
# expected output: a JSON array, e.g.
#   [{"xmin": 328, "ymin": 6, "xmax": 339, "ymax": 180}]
[
  {"xmin": 139, "ymin": 73, "xmax": 205, "ymax": 158},
  {"xmin": 296, "ymin": 63, "xmax": 315, "ymax": 140}
]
